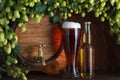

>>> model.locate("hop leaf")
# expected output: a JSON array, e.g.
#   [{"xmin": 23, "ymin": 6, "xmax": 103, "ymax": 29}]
[
  {"xmin": 0, "ymin": 0, "xmax": 6, "ymax": 11},
  {"xmin": 35, "ymin": 2, "xmax": 46, "ymax": 13},
  {"xmin": 13, "ymin": 45, "xmax": 22, "ymax": 55},
  {"xmin": 53, "ymin": 15, "xmax": 60, "ymax": 23}
]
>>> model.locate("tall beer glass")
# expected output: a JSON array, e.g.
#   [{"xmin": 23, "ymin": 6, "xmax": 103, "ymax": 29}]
[{"xmin": 62, "ymin": 22, "xmax": 81, "ymax": 79}]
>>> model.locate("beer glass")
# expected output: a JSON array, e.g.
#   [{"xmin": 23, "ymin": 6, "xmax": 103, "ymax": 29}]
[{"xmin": 62, "ymin": 22, "xmax": 81, "ymax": 79}]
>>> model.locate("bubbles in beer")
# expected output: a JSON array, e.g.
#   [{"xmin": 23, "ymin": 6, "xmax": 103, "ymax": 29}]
[{"xmin": 62, "ymin": 22, "xmax": 81, "ymax": 29}]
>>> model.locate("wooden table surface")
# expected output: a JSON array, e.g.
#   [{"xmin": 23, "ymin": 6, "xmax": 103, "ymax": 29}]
[{"xmin": 2, "ymin": 72, "xmax": 120, "ymax": 80}]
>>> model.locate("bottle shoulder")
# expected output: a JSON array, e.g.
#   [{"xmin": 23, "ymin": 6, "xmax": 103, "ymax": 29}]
[{"xmin": 81, "ymin": 43, "xmax": 95, "ymax": 53}]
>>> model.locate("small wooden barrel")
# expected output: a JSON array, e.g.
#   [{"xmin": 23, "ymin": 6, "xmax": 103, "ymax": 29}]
[{"xmin": 15, "ymin": 15, "xmax": 63, "ymax": 66}]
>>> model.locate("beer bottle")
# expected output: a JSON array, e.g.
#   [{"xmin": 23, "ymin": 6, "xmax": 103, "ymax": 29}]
[{"xmin": 80, "ymin": 22, "xmax": 95, "ymax": 79}]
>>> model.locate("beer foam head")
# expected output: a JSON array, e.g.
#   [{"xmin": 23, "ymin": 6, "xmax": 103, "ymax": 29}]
[{"xmin": 62, "ymin": 22, "xmax": 81, "ymax": 28}]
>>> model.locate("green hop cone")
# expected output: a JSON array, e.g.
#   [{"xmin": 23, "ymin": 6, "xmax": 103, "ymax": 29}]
[
  {"xmin": 23, "ymin": 76, "xmax": 27, "ymax": 80},
  {"xmin": 100, "ymin": 16, "xmax": 105, "ymax": 22},
  {"xmin": 75, "ymin": 10, "xmax": 79, "ymax": 14},
  {"xmin": 35, "ymin": 14, "xmax": 44, "ymax": 23},
  {"xmin": 63, "ymin": 15, "xmax": 67, "ymax": 20},
  {"xmin": 0, "ymin": 18, "xmax": 9, "ymax": 25},
  {"xmin": 22, "ymin": 15, "xmax": 29, "ymax": 22},
  {"xmin": 0, "ymin": 42, "xmax": 3, "ymax": 47},
  {"xmin": 13, "ymin": 34, "xmax": 18, "ymax": 43},
  {"xmin": 6, "ymin": 61, "xmax": 11, "ymax": 66},
  {"xmin": 21, "ymin": 73, "xmax": 27, "ymax": 80},
  {"xmin": 13, "ymin": 58, "xmax": 18, "ymax": 64},
  {"xmin": 44, "ymin": 0, "xmax": 47, "ymax": 4},
  {"xmin": 4, "ymin": 44, "xmax": 12, "ymax": 54},
  {"xmin": 9, "ymin": 0, "xmax": 14, "ymax": 6},
  {"xmin": 8, "ymin": 12, "xmax": 12, "ymax": 19},
  {"xmin": 115, "ymin": 17, "xmax": 120, "ymax": 23},
  {"xmin": 8, "ymin": 33, "xmax": 13, "ymax": 40},
  {"xmin": 68, "ymin": 13, "xmax": 72, "ymax": 17},
  {"xmin": 11, "ymin": 42, "xmax": 16, "ymax": 48},
  {"xmin": 14, "ymin": 10, "xmax": 20, "ymax": 18},
  {"xmin": 30, "ymin": 13, "xmax": 34, "ymax": 18},
  {"xmin": 21, "ymin": 25, "xmax": 26, "ymax": 32},
  {"xmin": 18, "ymin": 22, "xmax": 23, "ymax": 27},
  {"xmin": 100, "ymin": 0, "xmax": 104, "ymax": 2},
  {"xmin": 110, "ymin": 0, "xmax": 115, "ymax": 6},
  {"xmin": 55, "ymin": 2, "xmax": 60, "ymax": 7},
  {"xmin": 116, "ymin": 2, "xmax": 120, "ymax": 9},
  {"xmin": 4, "ymin": 25, "xmax": 10, "ymax": 31},
  {"xmin": 95, "ymin": 11, "xmax": 99, "ymax": 17},
  {"xmin": 3, "ymin": 39, "xmax": 8, "ymax": 46},
  {"xmin": 54, "ymin": 2, "xmax": 59, "ymax": 8},
  {"xmin": 70, "ymin": 9, "xmax": 73, "ymax": 13},
  {"xmin": 12, "ymin": 16, "xmax": 16, "ymax": 21},
  {"xmin": 29, "ymin": 2, "xmax": 35, "ymax": 7},
  {"xmin": 0, "ymin": 32, "xmax": 5, "ymax": 42},
  {"xmin": 81, "ymin": 12, "xmax": 86, "ymax": 17},
  {"xmin": 25, "ymin": 70, "xmax": 29, "ymax": 74},
  {"xmin": 49, "ymin": 11, "xmax": 54, "ymax": 17},
  {"xmin": 0, "ymin": 27, "xmax": 3, "ymax": 32},
  {"xmin": 89, "ymin": 0, "xmax": 94, "ymax": 4},
  {"xmin": 117, "ymin": 36, "xmax": 120, "ymax": 44},
  {"xmin": 61, "ymin": 1, "xmax": 66, "ymax": 7},
  {"xmin": 5, "ymin": 7, "xmax": 11, "ymax": 13},
  {"xmin": 6, "ymin": 56, "xmax": 15, "ymax": 66}
]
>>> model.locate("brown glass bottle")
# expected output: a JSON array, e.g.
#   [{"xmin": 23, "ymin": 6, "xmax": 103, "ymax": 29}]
[{"xmin": 80, "ymin": 22, "xmax": 95, "ymax": 79}]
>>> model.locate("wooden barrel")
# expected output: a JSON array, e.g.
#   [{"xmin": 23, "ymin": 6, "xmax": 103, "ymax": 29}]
[{"xmin": 15, "ymin": 15, "xmax": 63, "ymax": 66}]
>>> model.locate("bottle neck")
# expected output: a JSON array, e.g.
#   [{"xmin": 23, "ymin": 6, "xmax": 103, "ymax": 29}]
[{"xmin": 83, "ymin": 22, "xmax": 91, "ymax": 44}]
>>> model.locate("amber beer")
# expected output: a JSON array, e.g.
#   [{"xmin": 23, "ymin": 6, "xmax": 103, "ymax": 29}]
[
  {"xmin": 62, "ymin": 22, "xmax": 81, "ymax": 78},
  {"xmin": 80, "ymin": 22, "xmax": 95, "ymax": 79}
]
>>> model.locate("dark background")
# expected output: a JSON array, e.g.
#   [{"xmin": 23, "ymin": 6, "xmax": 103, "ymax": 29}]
[{"xmin": 67, "ymin": 12, "xmax": 120, "ymax": 73}]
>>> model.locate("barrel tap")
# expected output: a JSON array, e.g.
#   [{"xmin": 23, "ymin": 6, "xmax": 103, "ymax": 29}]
[{"xmin": 35, "ymin": 44, "xmax": 46, "ymax": 66}]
